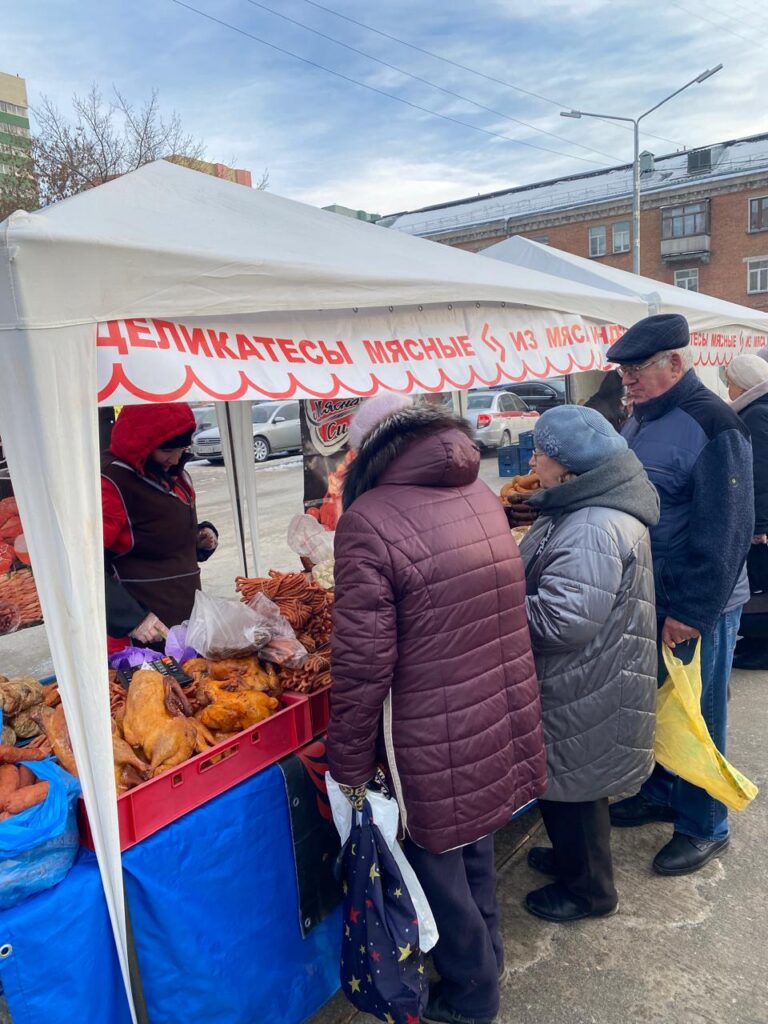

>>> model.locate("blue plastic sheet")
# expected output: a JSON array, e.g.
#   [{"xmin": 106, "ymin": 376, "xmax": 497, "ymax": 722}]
[
  {"xmin": 0, "ymin": 759, "xmax": 80, "ymax": 910},
  {"xmin": 0, "ymin": 850, "xmax": 132, "ymax": 1024},
  {"xmin": 123, "ymin": 763, "xmax": 341, "ymax": 1024}
]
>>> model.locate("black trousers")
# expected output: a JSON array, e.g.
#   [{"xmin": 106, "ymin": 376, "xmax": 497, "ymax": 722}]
[
  {"xmin": 538, "ymin": 798, "xmax": 618, "ymax": 913},
  {"xmin": 403, "ymin": 834, "xmax": 501, "ymax": 1020}
]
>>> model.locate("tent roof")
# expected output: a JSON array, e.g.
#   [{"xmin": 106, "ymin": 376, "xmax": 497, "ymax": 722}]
[
  {"xmin": 0, "ymin": 159, "xmax": 648, "ymax": 331},
  {"xmin": 482, "ymin": 235, "xmax": 768, "ymax": 336}
]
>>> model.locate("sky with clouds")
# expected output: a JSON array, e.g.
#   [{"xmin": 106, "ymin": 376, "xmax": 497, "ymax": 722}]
[{"xmin": 5, "ymin": 0, "xmax": 768, "ymax": 215}]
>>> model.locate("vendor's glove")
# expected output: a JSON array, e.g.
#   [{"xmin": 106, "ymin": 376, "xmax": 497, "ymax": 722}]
[
  {"xmin": 130, "ymin": 612, "xmax": 169, "ymax": 645},
  {"xmin": 505, "ymin": 502, "xmax": 539, "ymax": 527},
  {"xmin": 339, "ymin": 782, "xmax": 369, "ymax": 812}
]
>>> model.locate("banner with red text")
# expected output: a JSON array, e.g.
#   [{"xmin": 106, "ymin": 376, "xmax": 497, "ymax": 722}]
[{"xmin": 96, "ymin": 307, "xmax": 768, "ymax": 406}]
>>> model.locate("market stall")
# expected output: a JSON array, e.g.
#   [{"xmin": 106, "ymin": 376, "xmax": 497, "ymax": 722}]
[
  {"xmin": 0, "ymin": 157, "xmax": 699, "ymax": 1020},
  {"xmin": 482, "ymin": 235, "xmax": 768, "ymax": 399}
]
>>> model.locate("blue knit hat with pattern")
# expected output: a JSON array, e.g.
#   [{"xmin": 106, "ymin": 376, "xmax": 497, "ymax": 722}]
[{"xmin": 534, "ymin": 405, "xmax": 627, "ymax": 474}]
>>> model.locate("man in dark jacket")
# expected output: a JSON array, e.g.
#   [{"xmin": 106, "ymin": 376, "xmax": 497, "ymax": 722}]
[
  {"xmin": 327, "ymin": 393, "xmax": 546, "ymax": 1024},
  {"xmin": 607, "ymin": 314, "xmax": 754, "ymax": 876}
]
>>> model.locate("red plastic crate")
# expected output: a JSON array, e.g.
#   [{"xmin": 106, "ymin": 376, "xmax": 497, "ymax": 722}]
[
  {"xmin": 79, "ymin": 692, "xmax": 312, "ymax": 851},
  {"xmin": 306, "ymin": 683, "xmax": 331, "ymax": 736}
]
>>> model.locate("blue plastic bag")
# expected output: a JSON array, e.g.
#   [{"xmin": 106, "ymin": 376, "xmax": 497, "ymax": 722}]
[
  {"xmin": 338, "ymin": 801, "xmax": 428, "ymax": 1024},
  {"xmin": 0, "ymin": 758, "xmax": 81, "ymax": 909}
]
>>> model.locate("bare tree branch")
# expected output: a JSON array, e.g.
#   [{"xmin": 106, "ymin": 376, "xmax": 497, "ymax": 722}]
[{"xmin": 1, "ymin": 83, "xmax": 268, "ymax": 217}]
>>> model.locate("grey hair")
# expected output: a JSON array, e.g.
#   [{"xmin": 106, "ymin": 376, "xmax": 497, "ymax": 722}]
[{"xmin": 657, "ymin": 347, "xmax": 694, "ymax": 371}]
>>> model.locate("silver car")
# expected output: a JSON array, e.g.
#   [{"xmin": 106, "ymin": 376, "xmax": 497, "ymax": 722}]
[
  {"xmin": 192, "ymin": 400, "xmax": 302, "ymax": 463},
  {"xmin": 467, "ymin": 390, "xmax": 539, "ymax": 450}
]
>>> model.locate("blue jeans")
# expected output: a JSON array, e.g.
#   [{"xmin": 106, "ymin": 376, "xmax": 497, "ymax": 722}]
[{"xmin": 641, "ymin": 608, "xmax": 740, "ymax": 842}]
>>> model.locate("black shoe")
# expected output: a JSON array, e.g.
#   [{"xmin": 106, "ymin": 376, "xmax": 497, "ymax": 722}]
[
  {"xmin": 609, "ymin": 794, "xmax": 676, "ymax": 828},
  {"xmin": 422, "ymin": 993, "xmax": 496, "ymax": 1024},
  {"xmin": 652, "ymin": 832, "xmax": 730, "ymax": 876},
  {"xmin": 732, "ymin": 650, "xmax": 768, "ymax": 671},
  {"xmin": 527, "ymin": 846, "xmax": 558, "ymax": 876},
  {"xmin": 524, "ymin": 882, "xmax": 618, "ymax": 923}
]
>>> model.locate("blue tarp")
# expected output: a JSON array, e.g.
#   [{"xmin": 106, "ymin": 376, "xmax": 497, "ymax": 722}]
[
  {"xmin": 123, "ymin": 763, "xmax": 341, "ymax": 1024},
  {"xmin": 1, "ymin": 764, "xmax": 341, "ymax": 1024},
  {"xmin": 0, "ymin": 849, "xmax": 133, "ymax": 1024}
]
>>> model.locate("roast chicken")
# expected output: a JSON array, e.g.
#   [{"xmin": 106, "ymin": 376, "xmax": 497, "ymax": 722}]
[
  {"xmin": 123, "ymin": 670, "xmax": 198, "ymax": 777},
  {"xmin": 32, "ymin": 704, "xmax": 78, "ymax": 777},
  {"xmin": 196, "ymin": 680, "xmax": 279, "ymax": 733},
  {"xmin": 111, "ymin": 719, "xmax": 150, "ymax": 792}
]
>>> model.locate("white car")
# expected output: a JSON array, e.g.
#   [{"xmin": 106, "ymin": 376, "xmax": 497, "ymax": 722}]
[
  {"xmin": 467, "ymin": 390, "xmax": 539, "ymax": 450},
  {"xmin": 192, "ymin": 401, "xmax": 302, "ymax": 463}
]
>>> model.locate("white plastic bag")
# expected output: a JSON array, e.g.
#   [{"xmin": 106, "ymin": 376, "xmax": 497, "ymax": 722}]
[
  {"xmin": 246, "ymin": 593, "xmax": 307, "ymax": 669},
  {"xmin": 186, "ymin": 590, "xmax": 271, "ymax": 659},
  {"xmin": 326, "ymin": 773, "xmax": 439, "ymax": 953}
]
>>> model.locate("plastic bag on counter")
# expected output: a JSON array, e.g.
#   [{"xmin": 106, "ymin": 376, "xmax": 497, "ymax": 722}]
[
  {"xmin": 246, "ymin": 593, "xmax": 307, "ymax": 669},
  {"xmin": 108, "ymin": 645, "xmax": 149, "ymax": 670},
  {"xmin": 287, "ymin": 514, "xmax": 334, "ymax": 565},
  {"xmin": 287, "ymin": 514, "xmax": 325, "ymax": 556},
  {"xmin": 165, "ymin": 622, "xmax": 197, "ymax": 665},
  {"xmin": 0, "ymin": 758, "xmax": 81, "ymax": 909},
  {"xmin": 186, "ymin": 590, "xmax": 272, "ymax": 660}
]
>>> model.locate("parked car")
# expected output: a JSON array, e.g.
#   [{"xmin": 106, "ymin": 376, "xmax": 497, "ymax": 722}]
[
  {"xmin": 191, "ymin": 404, "xmax": 217, "ymax": 438},
  {"xmin": 501, "ymin": 378, "xmax": 566, "ymax": 414},
  {"xmin": 467, "ymin": 390, "xmax": 539, "ymax": 450},
  {"xmin": 192, "ymin": 401, "xmax": 302, "ymax": 463}
]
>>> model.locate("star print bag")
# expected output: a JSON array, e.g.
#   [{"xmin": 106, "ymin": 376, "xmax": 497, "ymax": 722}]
[{"xmin": 338, "ymin": 800, "xmax": 428, "ymax": 1024}]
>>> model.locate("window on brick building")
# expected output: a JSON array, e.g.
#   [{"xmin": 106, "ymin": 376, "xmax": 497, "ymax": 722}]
[
  {"xmin": 749, "ymin": 197, "xmax": 768, "ymax": 233},
  {"xmin": 589, "ymin": 226, "xmax": 606, "ymax": 257},
  {"xmin": 612, "ymin": 221, "xmax": 630, "ymax": 253},
  {"xmin": 747, "ymin": 258, "xmax": 768, "ymax": 294},
  {"xmin": 674, "ymin": 269, "xmax": 699, "ymax": 291},
  {"xmin": 662, "ymin": 201, "xmax": 709, "ymax": 239},
  {"xmin": 530, "ymin": 235, "xmax": 549, "ymax": 244}
]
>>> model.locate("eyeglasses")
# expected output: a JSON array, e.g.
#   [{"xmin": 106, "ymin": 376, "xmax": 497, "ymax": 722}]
[
  {"xmin": 616, "ymin": 354, "xmax": 667, "ymax": 379},
  {"xmin": 531, "ymin": 449, "xmax": 546, "ymax": 461}
]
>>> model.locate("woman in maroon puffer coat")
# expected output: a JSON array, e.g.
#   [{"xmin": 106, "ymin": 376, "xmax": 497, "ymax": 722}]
[{"xmin": 327, "ymin": 394, "xmax": 546, "ymax": 1024}]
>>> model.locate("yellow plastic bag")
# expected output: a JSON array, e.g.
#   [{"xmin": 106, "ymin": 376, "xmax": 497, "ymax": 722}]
[{"xmin": 655, "ymin": 641, "xmax": 758, "ymax": 812}]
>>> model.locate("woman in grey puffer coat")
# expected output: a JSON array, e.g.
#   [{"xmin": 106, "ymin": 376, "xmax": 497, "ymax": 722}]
[{"xmin": 519, "ymin": 405, "xmax": 659, "ymax": 924}]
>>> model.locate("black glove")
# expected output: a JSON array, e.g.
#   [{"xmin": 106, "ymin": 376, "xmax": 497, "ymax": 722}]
[{"xmin": 505, "ymin": 502, "xmax": 539, "ymax": 527}]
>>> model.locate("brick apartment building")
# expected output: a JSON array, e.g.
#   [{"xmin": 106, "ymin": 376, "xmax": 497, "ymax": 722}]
[{"xmin": 381, "ymin": 132, "xmax": 768, "ymax": 313}]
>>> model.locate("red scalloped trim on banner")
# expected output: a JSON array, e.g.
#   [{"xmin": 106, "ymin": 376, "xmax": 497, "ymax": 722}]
[{"xmin": 98, "ymin": 349, "xmax": 608, "ymax": 404}]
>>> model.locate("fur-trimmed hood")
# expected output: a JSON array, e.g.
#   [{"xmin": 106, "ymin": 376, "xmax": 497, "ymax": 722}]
[{"xmin": 343, "ymin": 407, "xmax": 479, "ymax": 510}]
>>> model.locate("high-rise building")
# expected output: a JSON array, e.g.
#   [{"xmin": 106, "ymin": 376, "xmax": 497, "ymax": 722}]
[{"xmin": 0, "ymin": 72, "xmax": 31, "ymax": 187}]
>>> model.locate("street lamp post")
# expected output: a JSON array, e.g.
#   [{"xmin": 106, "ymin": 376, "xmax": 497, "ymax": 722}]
[{"xmin": 561, "ymin": 65, "xmax": 723, "ymax": 275}]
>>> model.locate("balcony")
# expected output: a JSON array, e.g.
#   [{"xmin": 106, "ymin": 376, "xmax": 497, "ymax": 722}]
[{"xmin": 661, "ymin": 234, "xmax": 711, "ymax": 263}]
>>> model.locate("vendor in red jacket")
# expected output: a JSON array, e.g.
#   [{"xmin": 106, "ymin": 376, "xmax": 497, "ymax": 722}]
[{"xmin": 102, "ymin": 403, "xmax": 218, "ymax": 653}]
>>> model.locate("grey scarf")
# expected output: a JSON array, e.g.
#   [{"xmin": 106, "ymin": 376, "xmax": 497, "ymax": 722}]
[{"xmin": 526, "ymin": 450, "xmax": 660, "ymax": 528}]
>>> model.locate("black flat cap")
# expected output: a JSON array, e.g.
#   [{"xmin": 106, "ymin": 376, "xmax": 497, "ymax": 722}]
[{"xmin": 606, "ymin": 313, "xmax": 689, "ymax": 364}]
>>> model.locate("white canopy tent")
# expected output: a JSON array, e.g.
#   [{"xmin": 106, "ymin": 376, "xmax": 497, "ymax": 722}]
[
  {"xmin": 0, "ymin": 159, "xmax": 702, "ymax": 1014},
  {"xmin": 482, "ymin": 235, "xmax": 768, "ymax": 395}
]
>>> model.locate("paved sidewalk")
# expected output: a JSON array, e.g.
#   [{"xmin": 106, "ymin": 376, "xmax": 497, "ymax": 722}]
[{"xmin": 309, "ymin": 667, "xmax": 767, "ymax": 1024}]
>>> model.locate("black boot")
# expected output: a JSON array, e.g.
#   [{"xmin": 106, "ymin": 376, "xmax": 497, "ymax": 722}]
[
  {"xmin": 525, "ymin": 882, "xmax": 618, "ymax": 923},
  {"xmin": 527, "ymin": 846, "xmax": 558, "ymax": 876},
  {"xmin": 652, "ymin": 833, "xmax": 730, "ymax": 876},
  {"xmin": 732, "ymin": 637, "xmax": 768, "ymax": 671},
  {"xmin": 610, "ymin": 794, "xmax": 676, "ymax": 828}
]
